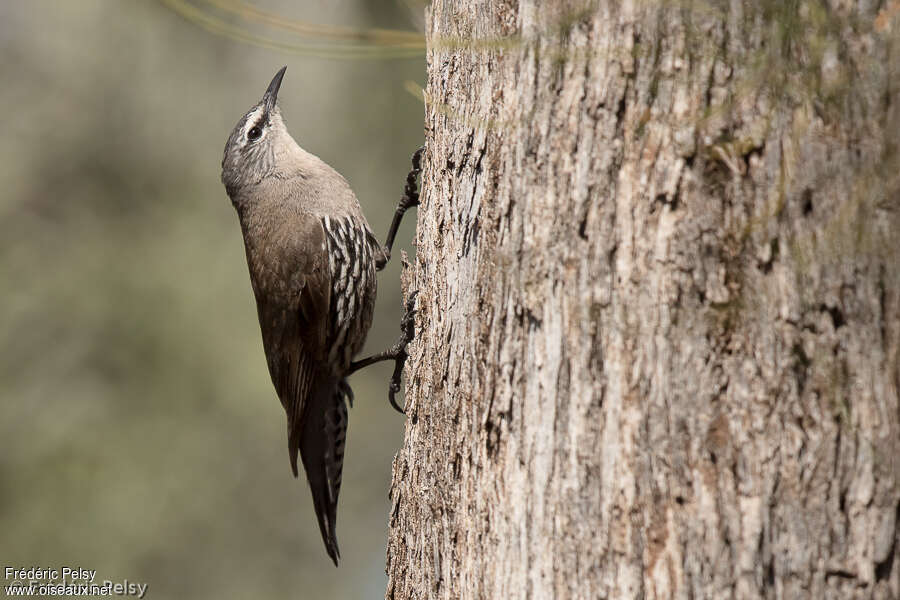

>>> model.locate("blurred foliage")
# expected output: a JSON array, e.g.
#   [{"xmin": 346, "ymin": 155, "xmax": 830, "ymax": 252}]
[{"xmin": 0, "ymin": 1, "xmax": 423, "ymax": 598}]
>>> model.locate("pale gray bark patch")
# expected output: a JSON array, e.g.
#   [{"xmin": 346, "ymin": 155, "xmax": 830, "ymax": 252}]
[{"xmin": 387, "ymin": 2, "xmax": 900, "ymax": 599}]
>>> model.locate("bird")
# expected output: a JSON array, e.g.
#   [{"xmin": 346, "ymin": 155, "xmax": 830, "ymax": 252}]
[{"xmin": 221, "ymin": 66, "xmax": 391, "ymax": 566}]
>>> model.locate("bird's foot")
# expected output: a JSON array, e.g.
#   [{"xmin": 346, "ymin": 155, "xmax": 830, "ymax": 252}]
[
  {"xmin": 377, "ymin": 146, "xmax": 425, "ymax": 271},
  {"xmin": 400, "ymin": 147, "xmax": 423, "ymax": 210},
  {"xmin": 345, "ymin": 292, "xmax": 418, "ymax": 413},
  {"xmin": 386, "ymin": 292, "xmax": 418, "ymax": 414}
]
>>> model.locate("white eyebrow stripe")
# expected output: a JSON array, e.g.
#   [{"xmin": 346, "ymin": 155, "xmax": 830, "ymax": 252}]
[{"xmin": 243, "ymin": 107, "xmax": 265, "ymax": 135}]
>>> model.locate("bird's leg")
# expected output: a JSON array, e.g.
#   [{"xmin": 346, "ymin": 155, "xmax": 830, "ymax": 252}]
[
  {"xmin": 347, "ymin": 292, "xmax": 417, "ymax": 413},
  {"xmin": 376, "ymin": 147, "xmax": 424, "ymax": 271}
]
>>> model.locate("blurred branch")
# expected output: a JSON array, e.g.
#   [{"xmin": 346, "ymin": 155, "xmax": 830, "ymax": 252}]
[
  {"xmin": 402, "ymin": 80, "xmax": 425, "ymax": 103},
  {"xmin": 159, "ymin": 0, "xmax": 425, "ymax": 59},
  {"xmin": 202, "ymin": 0, "xmax": 424, "ymax": 45}
]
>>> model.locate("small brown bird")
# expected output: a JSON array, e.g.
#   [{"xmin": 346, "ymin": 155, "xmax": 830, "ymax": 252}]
[{"xmin": 220, "ymin": 67, "xmax": 419, "ymax": 565}]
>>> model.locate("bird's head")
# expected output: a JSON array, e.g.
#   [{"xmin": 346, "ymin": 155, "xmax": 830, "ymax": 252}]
[{"xmin": 222, "ymin": 66, "xmax": 291, "ymax": 197}]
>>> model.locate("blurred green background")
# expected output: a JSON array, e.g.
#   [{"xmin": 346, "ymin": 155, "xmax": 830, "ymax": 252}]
[{"xmin": 0, "ymin": 1, "xmax": 423, "ymax": 598}]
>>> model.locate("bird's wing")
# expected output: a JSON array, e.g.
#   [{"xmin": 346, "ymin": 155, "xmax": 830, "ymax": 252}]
[
  {"xmin": 252, "ymin": 211, "xmax": 331, "ymax": 478},
  {"xmin": 254, "ymin": 212, "xmax": 349, "ymax": 565}
]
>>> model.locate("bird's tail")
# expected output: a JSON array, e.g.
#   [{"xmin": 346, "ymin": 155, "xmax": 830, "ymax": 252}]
[{"xmin": 299, "ymin": 375, "xmax": 350, "ymax": 566}]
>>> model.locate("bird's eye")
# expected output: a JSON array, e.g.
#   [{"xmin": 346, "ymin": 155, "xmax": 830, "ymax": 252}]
[{"xmin": 247, "ymin": 126, "xmax": 262, "ymax": 141}]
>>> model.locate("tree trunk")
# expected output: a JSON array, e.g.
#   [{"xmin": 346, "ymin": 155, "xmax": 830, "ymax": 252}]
[{"xmin": 386, "ymin": 2, "xmax": 900, "ymax": 599}]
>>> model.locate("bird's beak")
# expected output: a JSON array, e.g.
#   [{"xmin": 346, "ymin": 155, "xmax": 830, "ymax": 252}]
[{"xmin": 262, "ymin": 66, "xmax": 287, "ymax": 117}]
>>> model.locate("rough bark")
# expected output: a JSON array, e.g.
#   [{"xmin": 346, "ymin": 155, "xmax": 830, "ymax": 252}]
[{"xmin": 386, "ymin": 2, "xmax": 900, "ymax": 599}]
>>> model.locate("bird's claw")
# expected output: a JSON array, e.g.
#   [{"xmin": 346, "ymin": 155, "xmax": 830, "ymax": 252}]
[
  {"xmin": 399, "ymin": 148, "xmax": 424, "ymax": 210},
  {"xmin": 387, "ymin": 292, "xmax": 418, "ymax": 414}
]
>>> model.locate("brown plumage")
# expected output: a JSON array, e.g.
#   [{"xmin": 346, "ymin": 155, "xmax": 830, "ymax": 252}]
[{"xmin": 221, "ymin": 66, "xmax": 384, "ymax": 565}]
